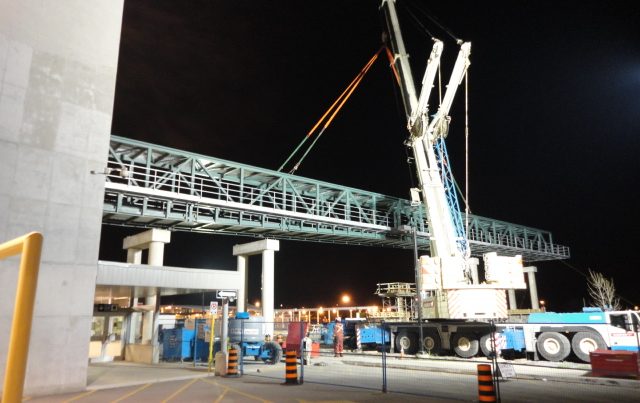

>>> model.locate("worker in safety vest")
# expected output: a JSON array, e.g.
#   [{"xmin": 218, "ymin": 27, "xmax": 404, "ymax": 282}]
[{"xmin": 333, "ymin": 318, "xmax": 344, "ymax": 357}]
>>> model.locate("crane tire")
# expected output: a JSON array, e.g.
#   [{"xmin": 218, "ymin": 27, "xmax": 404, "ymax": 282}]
[
  {"xmin": 422, "ymin": 331, "xmax": 442, "ymax": 355},
  {"xmin": 480, "ymin": 332, "xmax": 502, "ymax": 357},
  {"xmin": 395, "ymin": 330, "xmax": 418, "ymax": 354},
  {"xmin": 452, "ymin": 332, "xmax": 479, "ymax": 358},
  {"xmin": 536, "ymin": 332, "xmax": 570, "ymax": 362},
  {"xmin": 571, "ymin": 331, "xmax": 606, "ymax": 363}
]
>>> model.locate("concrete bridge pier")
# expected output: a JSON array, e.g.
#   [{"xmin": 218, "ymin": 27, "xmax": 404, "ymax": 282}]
[
  {"xmin": 122, "ymin": 229, "xmax": 171, "ymax": 363},
  {"xmin": 524, "ymin": 266, "xmax": 540, "ymax": 309},
  {"xmin": 233, "ymin": 239, "xmax": 280, "ymax": 336}
]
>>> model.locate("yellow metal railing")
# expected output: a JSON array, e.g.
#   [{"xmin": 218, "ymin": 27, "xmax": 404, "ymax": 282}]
[{"xmin": 0, "ymin": 232, "xmax": 43, "ymax": 403}]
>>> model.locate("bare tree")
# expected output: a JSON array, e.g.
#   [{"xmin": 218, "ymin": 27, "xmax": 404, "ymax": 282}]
[{"xmin": 587, "ymin": 269, "xmax": 621, "ymax": 311}]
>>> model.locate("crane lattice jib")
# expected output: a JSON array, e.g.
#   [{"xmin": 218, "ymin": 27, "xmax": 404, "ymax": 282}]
[{"xmin": 434, "ymin": 137, "xmax": 469, "ymax": 255}]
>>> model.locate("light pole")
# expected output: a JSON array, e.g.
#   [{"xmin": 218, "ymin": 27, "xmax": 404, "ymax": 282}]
[{"xmin": 413, "ymin": 224, "xmax": 425, "ymax": 355}]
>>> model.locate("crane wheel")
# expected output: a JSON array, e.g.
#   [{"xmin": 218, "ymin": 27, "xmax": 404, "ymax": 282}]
[
  {"xmin": 571, "ymin": 331, "xmax": 606, "ymax": 363},
  {"xmin": 452, "ymin": 333, "xmax": 479, "ymax": 358},
  {"xmin": 536, "ymin": 332, "xmax": 570, "ymax": 362}
]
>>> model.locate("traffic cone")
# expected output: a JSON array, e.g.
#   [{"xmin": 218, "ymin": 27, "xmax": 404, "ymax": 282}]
[
  {"xmin": 225, "ymin": 348, "xmax": 240, "ymax": 377},
  {"xmin": 477, "ymin": 364, "xmax": 497, "ymax": 402},
  {"xmin": 282, "ymin": 350, "xmax": 299, "ymax": 385}
]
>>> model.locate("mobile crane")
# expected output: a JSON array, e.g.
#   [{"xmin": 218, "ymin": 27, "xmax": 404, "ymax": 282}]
[
  {"xmin": 376, "ymin": 0, "xmax": 528, "ymax": 358},
  {"xmin": 372, "ymin": 1, "xmax": 639, "ymax": 363}
]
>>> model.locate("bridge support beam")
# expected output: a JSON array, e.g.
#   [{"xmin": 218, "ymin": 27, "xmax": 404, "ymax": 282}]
[
  {"xmin": 122, "ymin": 229, "xmax": 171, "ymax": 363},
  {"xmin": 233, "ymin": 239, "xmax": 280, "ymax": 335}
]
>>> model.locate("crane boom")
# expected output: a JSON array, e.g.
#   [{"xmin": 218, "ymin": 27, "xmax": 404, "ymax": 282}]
[{"xmin": 383, "ymin": 0, "xmax": 526, "ymax": 320}]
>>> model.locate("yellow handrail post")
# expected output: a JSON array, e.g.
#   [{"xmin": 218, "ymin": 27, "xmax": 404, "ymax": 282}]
[{"xmin": 0, "ymin": 232, "xmax": 43, "ymax": 403}]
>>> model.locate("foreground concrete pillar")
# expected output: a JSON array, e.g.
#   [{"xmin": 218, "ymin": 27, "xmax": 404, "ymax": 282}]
[
  {"xmin": 524, "ymin": 266, "xmax": 539, "ymax": 309},
  {"xmin": 0, "ymin": 0, "xmax": 124, "ymax": 395}
]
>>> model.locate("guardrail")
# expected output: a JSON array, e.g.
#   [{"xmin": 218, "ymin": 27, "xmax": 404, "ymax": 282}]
[{"xmin": 0, "ymin": 232, "xmax": 43, "ymax": 403}]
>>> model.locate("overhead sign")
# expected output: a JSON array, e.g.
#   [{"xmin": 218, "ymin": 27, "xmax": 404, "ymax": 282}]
[
  {"xmin": 217, "ymin": 290, "xmax": 237, "ymax": 299},
  {"xmin": 209, "ymin": 301, "xmax": 218, "ymax": 315}
]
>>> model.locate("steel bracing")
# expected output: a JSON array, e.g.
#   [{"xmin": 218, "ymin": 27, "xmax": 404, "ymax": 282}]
[{"xmin": 102, "ymin": 136, "xmax": 569, "ymax": 262}]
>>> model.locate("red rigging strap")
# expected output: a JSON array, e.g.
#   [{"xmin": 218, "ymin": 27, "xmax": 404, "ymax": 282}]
[
  {"xmin": 385, "ymin": 46, "xmax": 401, "ymax": 86},
  {"xmin": 278, "ymin": 47, "xmax": 385, "ymax": 173}
]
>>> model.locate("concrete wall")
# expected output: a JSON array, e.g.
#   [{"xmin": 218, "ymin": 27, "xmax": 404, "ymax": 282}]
[{"xmin": 0, "ymin": 0, "xmax": 123, "ymax": 395}]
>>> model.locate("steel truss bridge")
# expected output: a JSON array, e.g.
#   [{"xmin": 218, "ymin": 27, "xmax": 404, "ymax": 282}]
[{"xmin": 102, "ymin": 136, "xmax": 569, "ymax": 262}]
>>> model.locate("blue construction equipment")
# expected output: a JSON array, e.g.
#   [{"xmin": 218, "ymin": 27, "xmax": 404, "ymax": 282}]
[{"xmin": 229, "ymin": 313, "xmax": 282, "ymax": 365}]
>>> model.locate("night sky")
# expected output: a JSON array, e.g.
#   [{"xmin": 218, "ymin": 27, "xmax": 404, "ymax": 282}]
[{"xmin": 101, "ymin": 1, "xmax": 640, "ymax": 312}]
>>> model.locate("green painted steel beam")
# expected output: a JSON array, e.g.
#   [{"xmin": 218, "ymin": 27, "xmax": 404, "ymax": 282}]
[{"xmin": 103, "ymin": 135, "xmax": 570, "ymax": 262}]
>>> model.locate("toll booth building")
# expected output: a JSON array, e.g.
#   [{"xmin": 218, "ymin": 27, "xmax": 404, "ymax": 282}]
[{"xmin": 92, "ymin": 261, "xmax": 239, "ymax": 363}]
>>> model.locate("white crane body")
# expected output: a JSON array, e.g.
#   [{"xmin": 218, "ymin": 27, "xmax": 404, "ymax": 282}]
[{"xmin": 382, "ymin": 0, "xmax": 525, "ymax": 320}]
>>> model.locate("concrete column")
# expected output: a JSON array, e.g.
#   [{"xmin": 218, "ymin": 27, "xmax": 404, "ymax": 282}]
[
  {"xmin": 143, "ymin": 240, "xmax": 162, "ymax": 352},
  {"xmin": 148, "ymin": 242, "xmax": 164, "ymax": 266},
  {"xmin": 262, "ymin": 249, "xmax": 275, "ymax": 336},
  {"xmin": 127, "ymin": 248, "xmax": 142, "ymax": 264},
  {"xmin": 142, "ymin": 295, "xmax": 156, "ymax": 344},
  {"xmin": 221, "ymin": 299, "xmax": 229, "ymax": 353},
  {"xmin": 236, "ymin": 255, "xmax": 247, "ymax": 313},
  {"xmin": 232, "ymin": 239, "xmax": 279, "ymax": 335},
  {"xmin": 524, "ymin": 266, "xmax": 539, "ymax": 309},
  {"xmin": 508, "ymin": 289, "xmax": 517, "ymax": 310},
  {"xmin": 122, "ymin": 229, "xmax": 170, "ymax": 361}
]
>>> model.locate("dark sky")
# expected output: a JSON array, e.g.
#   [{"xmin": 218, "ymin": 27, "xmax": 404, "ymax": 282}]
[{"xmin": 102, "ymin": 0, "xmax": 640, "ymax": 312}]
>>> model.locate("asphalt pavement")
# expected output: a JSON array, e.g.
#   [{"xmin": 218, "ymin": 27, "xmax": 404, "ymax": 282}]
[{"xmin": 23, "ymin": 354, "xmax": 640, "ymax": 402}]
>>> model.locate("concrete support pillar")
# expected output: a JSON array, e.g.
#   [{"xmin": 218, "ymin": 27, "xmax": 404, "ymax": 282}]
[
  {"xmin": 221, "ymin": 299, "xmax": 229, "ymax": 354},
  {"xmin": 127, "ymin": 248, "xmax": 142, "ymax": 264},
  {"xmin": 122, "ymin": 229, "xmax": 171, "ymax": 363},
  {"xmin": 142, "ymin": 295, "xmax": 156, "ymax": 344},
  {"xmin": 148, "ymin": 242, "xmax": 165, "ymax": 266},
  {"xmin": 508, "ymin": 289, "xmax": 517, "ymax": 310},
  {"xmin": 262, "ymin": 249, "xmax": 275, "ymax": 336},
  {"xmin": 232, "ymin": 239, "xmax": 280, "ymax": 336},
  {"xmin": 524, "ymin": 266, "xmax": 539, "ymax": 309},
  {"xmin": 236, "ymin": 255, "xmax": 247, "ymax": 313}
]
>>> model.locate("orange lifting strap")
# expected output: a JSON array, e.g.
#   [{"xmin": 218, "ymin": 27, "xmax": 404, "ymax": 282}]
[{"xmin": 278, "ymin": 46, "xmax": 391, "ymax": 174}]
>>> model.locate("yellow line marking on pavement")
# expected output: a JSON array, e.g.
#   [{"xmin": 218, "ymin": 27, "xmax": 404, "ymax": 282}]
[
  {"xmin": 200, "ymin": 378, "xmax": 273, "ymax": 403},
  {"xmin": 62, "ymin": 390, "xmax": 96, "ymax": 402},
  {"xmin": 298, "ymin": 401, "xmax": 357, "ymax": 403},
  {"xmin": 22, "ymin": 397, "xmax": 32, "ymax": 401},
  {"xmin": 161, "ymin": 378, "xmax": 199, "ymax": 402},
  {"xmin": 110, "ymin": 382, "xmax": 152, "ymax": 403},
  {"xmin": 212, "ymin": 386, "xmax": 229, "ymax": 403}
]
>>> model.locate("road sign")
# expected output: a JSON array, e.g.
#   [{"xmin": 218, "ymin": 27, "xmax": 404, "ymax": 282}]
[
  {"xmin": 217, "ymin": 290, "xmax": 237, "ymax": 299},
  {"xmin": 209, "ymin": 301, "xmax": 218, "ymax": 315},
  {"xmin": 497, "ymin": 362, "xmax": 516, "ymax": 378}
]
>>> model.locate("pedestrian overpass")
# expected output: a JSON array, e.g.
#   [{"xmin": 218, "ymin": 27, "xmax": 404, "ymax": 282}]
[{"xmin": 102, "ymin": 135, "xmax": 569, "ymax": 262}]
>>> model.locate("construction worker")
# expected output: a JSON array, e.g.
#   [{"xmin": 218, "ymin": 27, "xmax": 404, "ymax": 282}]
[
  {"xmin": 302, "ymin": 332, "xmax": 313, "ymax": 365},
  {"xmin": 333, "ymin": 318, "xmax": 344, "ymax": 357}
]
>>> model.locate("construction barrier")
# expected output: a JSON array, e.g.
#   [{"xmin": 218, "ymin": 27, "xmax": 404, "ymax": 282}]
[
  {"xmin": 477, "ymin": 364, "xmax": 497, "ymax": 402},
  {"xmin": 225, "ymin": 348, "xmax": 239, "ymax": 377},
  {"xmin": 590, "ymin": 350, "xmax": 640, "ymax": 379},
  {"xmin": 283, "ymin": 350, "xmax": 299, "ymax": 385}
]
